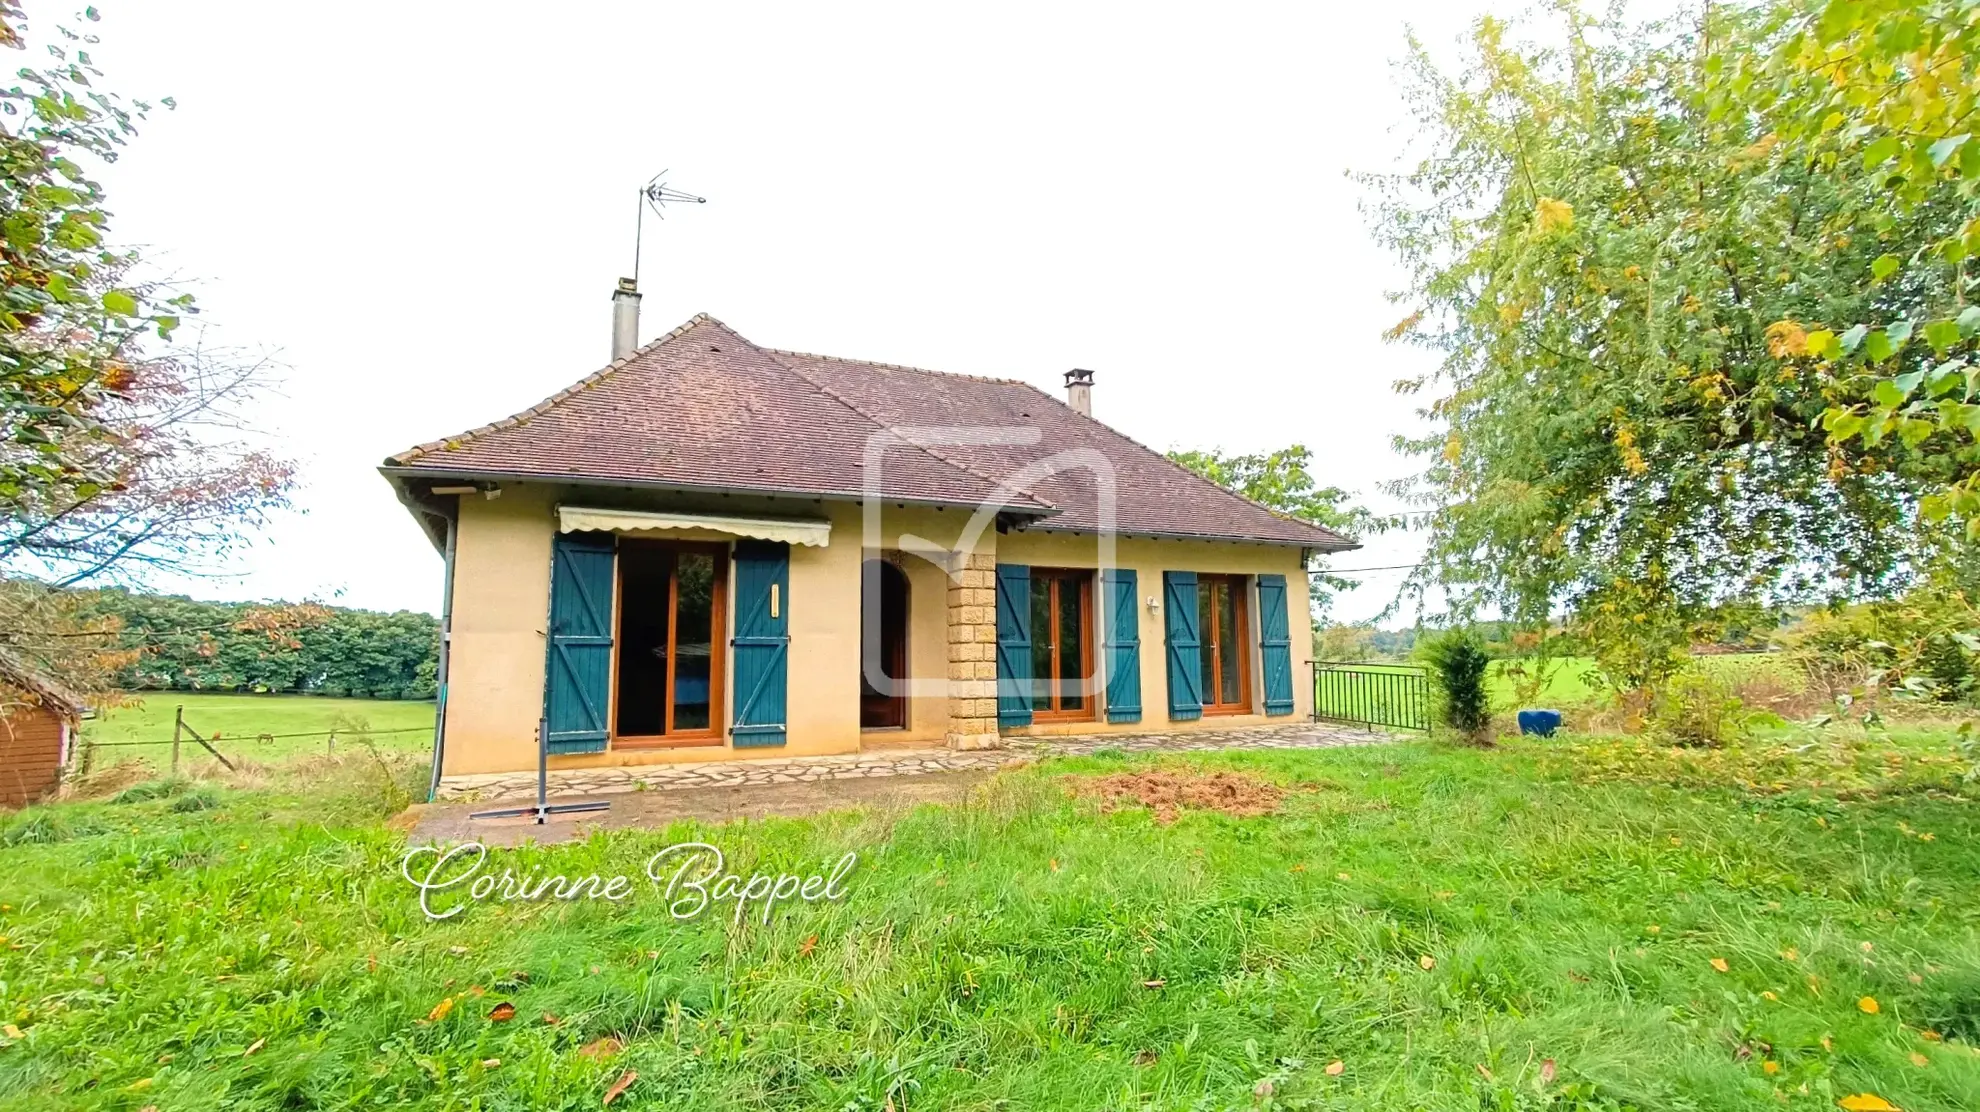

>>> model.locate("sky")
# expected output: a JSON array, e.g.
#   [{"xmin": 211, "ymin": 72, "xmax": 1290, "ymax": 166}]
[{"xmin": 29, "ymin": 0, "xmax": 1606, "ymax": 625}]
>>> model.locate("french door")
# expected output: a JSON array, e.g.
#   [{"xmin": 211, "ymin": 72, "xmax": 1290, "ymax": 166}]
[
  {"xmin": 614, "ymin": 540, "xmax": 726, "ymax": 745},
  {"xmin": 1197, "ymin": 574, "xmax": 1251, "ymax": 714},
  {"xmin": 1029, "ymin": 569, "xmax": 1095, "ymax": 721}
]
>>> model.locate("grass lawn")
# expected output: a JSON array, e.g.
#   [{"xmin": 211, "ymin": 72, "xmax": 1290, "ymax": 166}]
[
  {"xmin": 82, "ymin": 692, "xmax": 436, "ymax": 766},
  {"xmin": 4, "ymin": 729, "xmax": 1979, "ymax": 1109}
]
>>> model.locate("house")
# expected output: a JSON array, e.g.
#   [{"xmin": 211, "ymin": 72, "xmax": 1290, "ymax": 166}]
[
  {"xmin": 382, "ymin": 293, "xmax": 1356, "ymax": 790},
  {"xmin": 0, "ymin": 648, "xmax": 87, "ymax": 808}
]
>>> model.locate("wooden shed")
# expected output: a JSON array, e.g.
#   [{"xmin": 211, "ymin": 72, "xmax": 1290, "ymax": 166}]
[{"xmin": 0, "ymin": 648, "xmax": 86, "ymax": 808}]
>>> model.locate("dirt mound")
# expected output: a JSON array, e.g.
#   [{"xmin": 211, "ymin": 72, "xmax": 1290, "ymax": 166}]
[{"xmin": 1071, "ymin": 769, "xmax": 1285, "ymax": 823}]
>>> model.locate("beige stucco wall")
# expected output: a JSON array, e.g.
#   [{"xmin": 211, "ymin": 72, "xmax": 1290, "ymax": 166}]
[{"xmin": 435, "ymin": 487, "xmax": 1315, "ymax": 777}]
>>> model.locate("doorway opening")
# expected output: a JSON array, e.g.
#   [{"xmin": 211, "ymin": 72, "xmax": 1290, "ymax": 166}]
[
  {"xmin": 615, "ymin": 540, "xmax": 726, "ymax": 745},
  {"xmin": 860, "ymin": 558, "xmax": 909, "ymax": 729}
]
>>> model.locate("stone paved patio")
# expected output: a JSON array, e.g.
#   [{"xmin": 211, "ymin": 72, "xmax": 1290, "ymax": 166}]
[{"xmin": 434, "ymin": 722, "xmax": 1391, "ymax": 803}]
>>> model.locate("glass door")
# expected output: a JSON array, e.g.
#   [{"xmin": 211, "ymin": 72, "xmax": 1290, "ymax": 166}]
[
  {"xmin": 614, "ymin": 541, "xmax": 725, "ymax": 745},
  {"xmin": 1029, "ymin": 569, "xmax": 1094, "ymax": 721},
  {"xmin": 1197, "ymin": 575, "xmax": 1251, "ymax": 714}
]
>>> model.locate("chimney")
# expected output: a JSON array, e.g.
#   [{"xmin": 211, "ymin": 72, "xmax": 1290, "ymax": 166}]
[
  {"xmin": 610, "ymin": 276, "xmax": 642, "ymax": 361},
  {"xmin": 1064, "ymin": 368, "xmax": 1094, "ymax": 417}
]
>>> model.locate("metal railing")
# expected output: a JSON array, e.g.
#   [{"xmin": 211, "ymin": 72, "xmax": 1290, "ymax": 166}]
[{"xmin": 1311, "ymin": 661, "xmax": 1431, "ymax": 732}]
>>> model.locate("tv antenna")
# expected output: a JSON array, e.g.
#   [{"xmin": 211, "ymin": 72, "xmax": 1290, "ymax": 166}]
[{"xmin": 631, "ymin": 170, "xmax": 706, "ymax": 284}]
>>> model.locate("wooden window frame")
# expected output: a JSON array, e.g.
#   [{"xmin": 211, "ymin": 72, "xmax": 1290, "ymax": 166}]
[
  {"xmin": 611, "ymin": 539, "xmax": 728, "ymax": 749},
  {"xmin": 1199, "ymin": 573, "xmax": 1252, "ymax": 716},
  {"xmin": 1030, "ymin": 568, "xmax": 1097, "ymax": 723}
]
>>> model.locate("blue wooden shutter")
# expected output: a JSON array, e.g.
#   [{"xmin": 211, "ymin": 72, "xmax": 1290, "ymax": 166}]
[
  {"xmin": 544, "ymin": 531, "xmax": 615, "ymax": 754},
  {"xmin": 1163, "ymin": 570, "xmax": 1202, "ymax": 720},
  {"xmin": 731, "ymin": 540, "xmax": 790, "ymax": 747},
  {"xmin": 1256, "ymin": 573, "xmax": 1295, "ymax": 716},
  {"xmin": 995, "ymin": 563, "xmax": 1032, "ymax": 728},
  {"xmin": 1101, "ymin": 568, "xmax": 1141, "ymax": 723}
]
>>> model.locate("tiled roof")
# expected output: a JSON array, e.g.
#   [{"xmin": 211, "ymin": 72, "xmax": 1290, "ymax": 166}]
[{"xmin": 386, "ymin": 315, "xmax": 1356, "ymax": 550}]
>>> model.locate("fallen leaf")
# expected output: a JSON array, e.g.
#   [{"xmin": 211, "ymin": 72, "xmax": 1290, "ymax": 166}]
[
  {"xmin": 1908, "ymin": 973, "xmax": 1923, "ymax": 985},
  {"xmin": 1837, "ymin": 1095, "xmax": 1898, "ymax": 1111},
  {"xmin": 1434, "ymin": 890, "xmax": 1455, "ymax": 899},
  {"xmin": 127, "ymin": 1077, "xmax": 154, "ymax": 1091},
  {"xmin": 798, "ymin": 935, "xmax": 818, "ymax": 958},
  {"xmin": 578, "ymin": 1037, "xmax": 623, "ymax": 1060},
  {"xmin": 1921, "ymin": 1031, "xmax": 1942, "ymax": 1042},
  {"xmin": 467, "ymin": 984, "xmax": 486, "ymax": 997},
  {"xmin": 1253, "ymin": 1079, "xmax": 1275, "ymax": 1099},
  {"xmin": 542, "ymin": 1012, "xmax": 563, "ymax": 1026},
  {"xmin": 1782, "ymin": 947, "xmax": 1799, "ymax": 961},
  {"xmin": 1336, "ymin": 873, "xmax": 1351, "ymax": 881},
  {"xmin": 1711, "ymin": 958, "xmax": 1730, "ymax": 973},
  {"xmin": 1141, "ymin": 979, "xmax": 1165, "ymax": 989},
  {"xmin": 1764, "ymin": 1060, "xmax": 1780, "ymax": 1075},
  {"xmin": 1289, "ymin": 863, "xmax": 1307, "ymax": 873},
  {"xmin": 1133, "ymin": 1049, "xmax": 1158, "ymax": 1066},
  {"xmin": 488, "ymin": 1002, "xmax": 517, "ymax": 1022},
  {"xmin": 367, "ymin": 953, "xmax": 378, "ymax": 972},
  {"xmin": 449, "ymin": 945, "xmax": 469, "ymax": 956},
  {"xmin": 2, "ymin": 1024, "xmax": 21, "ymax": 1039},
  {"xmin": 1419, "ymin": 955, "xmax": 1436, "ymax": 970},
  {"xmin": 1858, "ymin": 996, "xmax": 1881, "ymax": 1015},
  {"xmin": 1822, "ymin": 1036, "xmax": 1835, "ymax": 1052},
  {"xmin": 1909, "ymin": 1052, "xmax": 1928, "ymax": 1067},
  {"xmin": 1539, "ymin": 1058, "xmax": 1556, "ymax": 1085},
  {"xmin": 1049, "ymin": 858, "xmax": 1060, "ymax": 872},
  {"xmin": 1860, "ymin": 942, "xmax": 1874, "ymax": 954},
  {"xmin": 603, "ymin": 1069, "xmax": 637, "ymax": 1105},
  {"xmin": 243, "ymin": 1038, "xmax": 265, "ymax": 1057},
  {"xmin": 481, "ymin": 1058, "xmax": 501, "ymax": 1068},
  {"xmin": 427, "ymin": 997, "xmax": 455, "ymax": 1022},
  {"xmin": 1324, "ymin": 1060, "xmax": 1344, "ymax": 1076},
  {"xmin": 1763, "ymin": 991, "xmax": 1779, "ymax": 1001},
  {"xmin": 1646, "ymin": 924, "xmax": 1661, "ymax": 934},
  {"xmin": 1476, "ymin": 1063, "xmax": 1494, "ymax": 1080}
]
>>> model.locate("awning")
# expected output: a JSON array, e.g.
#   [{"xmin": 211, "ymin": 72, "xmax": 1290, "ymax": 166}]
[{"xmin": 557, "ymin": 506, "xmax": 831, "ymax": 547}]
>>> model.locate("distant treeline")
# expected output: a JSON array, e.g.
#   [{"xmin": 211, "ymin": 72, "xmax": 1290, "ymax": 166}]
[{"xmin": 78, "ymin": 588, "xmax": 438, "ymax": 699}]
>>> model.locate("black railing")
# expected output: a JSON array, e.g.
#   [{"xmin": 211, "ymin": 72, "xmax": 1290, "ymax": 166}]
[{"xmin": 1311, "ymin": 661, "xmax": 1431, "ymax": 732}]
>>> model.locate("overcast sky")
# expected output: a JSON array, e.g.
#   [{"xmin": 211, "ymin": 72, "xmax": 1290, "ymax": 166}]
[{"xmin": 30, "ymin": 1, "xmax": 1635, "ymax": 626}]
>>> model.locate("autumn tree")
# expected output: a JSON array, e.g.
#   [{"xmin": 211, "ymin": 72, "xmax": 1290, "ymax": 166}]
[
  {"xmin": 1367, "ymin": 1, "xmax": 1969, "ymax": 690},
  {"xmin": 0, "ymin": 5, "xmax": 292, "ymax": 691}
]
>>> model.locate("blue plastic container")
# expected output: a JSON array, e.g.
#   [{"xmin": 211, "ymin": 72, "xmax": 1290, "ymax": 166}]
[{"xmin": 1517, "ymin": 709, "xmax": 1563, "ymax": 738}]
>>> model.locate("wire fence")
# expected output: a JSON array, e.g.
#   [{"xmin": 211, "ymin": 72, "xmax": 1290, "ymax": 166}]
[{"xmin": 78, "ymin": 705, "xmax": 434, "ymax": 776}]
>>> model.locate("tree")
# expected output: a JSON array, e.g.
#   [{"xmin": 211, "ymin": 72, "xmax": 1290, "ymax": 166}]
[
  {"xmin": 1366, "ymin": 2, "xmax": 1964, "ymax": 691},
  {"xmin": 1789, "ymin": 2, "xmax": 1980, "ymax": 535},
  {"xmin": 1167, "ymin": 443, "xmax": 1381, "ymax": 615},
  {"xmin": 0, "ymin": 6, "xmax": 292, "ymax": 688}
]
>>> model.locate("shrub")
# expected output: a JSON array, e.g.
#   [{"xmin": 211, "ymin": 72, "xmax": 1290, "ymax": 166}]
[
  {"xmin": 1645, "ymin": 669, "xmax": 1754, "ymax": 747},
  {"xmin": 1421, "ymin": 631, "xmax": 1492, "ymax": 743},
  {"xmin": 111, "ymin": 778, "xmax": 192, "ymax": 804}
]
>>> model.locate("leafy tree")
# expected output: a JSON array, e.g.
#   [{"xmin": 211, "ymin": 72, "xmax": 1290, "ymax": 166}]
[
  {"xmin": 0, "ymin": 5, "xmax": 291, "ymax": 589},
  {"xmin": 1367, "ymin": 2, "xmax": 1963, "ymax": 691},
  {"xmin": 1168, "ymin": 444, "xmax": 1382, "ymax": 615},
  {"xmin": 1420, "ymin": 629, "xmax": 1492, "ymax": 743},
  {"xmin": 1786, "ymin": 2, "xmax": 1980, "ymax": 534}
]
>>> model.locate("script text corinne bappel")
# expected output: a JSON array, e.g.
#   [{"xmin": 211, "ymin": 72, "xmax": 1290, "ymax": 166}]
[{"xmin": 399, "ymin": 841, "xmax": 855, "ymax": 925}]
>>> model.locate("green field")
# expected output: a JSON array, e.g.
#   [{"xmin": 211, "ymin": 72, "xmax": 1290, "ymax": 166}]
[
  {"xmin": 3, "ymin": 727, "xmax": 1976, "ymax": 1109},
  {"xmin": 82, "ymin": 692, "xmax": 436, "ymax": 767}
]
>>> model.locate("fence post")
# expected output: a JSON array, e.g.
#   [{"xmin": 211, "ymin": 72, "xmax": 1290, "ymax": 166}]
[
  {"xmin": 327, "ymin": 729, "xmax": 336, "ymax": 757},
  {"xmin": 171, "ymin": 704, "xmax": 183, "ymax": 776}
]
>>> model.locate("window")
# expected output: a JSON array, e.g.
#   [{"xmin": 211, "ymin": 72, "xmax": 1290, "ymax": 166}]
[
  {"xmin": 1028, "ymin": 569, "xmax": 1094, "ymax": 721},
  {"xmin": 1196, "ymin": 574, "xmax": 1250, "ymax": 714}
]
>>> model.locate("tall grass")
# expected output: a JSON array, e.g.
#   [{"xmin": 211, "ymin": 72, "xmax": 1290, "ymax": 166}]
[{"xmin": 2, "ymin": 735, "xmax": 1977, "ymax": 1109}]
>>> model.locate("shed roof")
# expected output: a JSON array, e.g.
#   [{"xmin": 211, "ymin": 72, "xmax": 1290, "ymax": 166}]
[{"xmin": 0, "ymin": 647, "xmax": 87, "ymax": 719}]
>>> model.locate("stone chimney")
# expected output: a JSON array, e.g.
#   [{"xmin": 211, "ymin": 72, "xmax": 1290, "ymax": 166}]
[
  {"xmin": 610, "ymin": 277, "xmax": 642, "ymax": 361},
  {"xmin": 1064, "ymin": 368, "xmax": 1094, "ymax": 417}
]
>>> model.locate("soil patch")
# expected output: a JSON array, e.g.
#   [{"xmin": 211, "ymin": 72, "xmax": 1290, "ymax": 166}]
[{"xmin": 1071, "ymin": 769, "xmax": 1285, "ymax": 823}]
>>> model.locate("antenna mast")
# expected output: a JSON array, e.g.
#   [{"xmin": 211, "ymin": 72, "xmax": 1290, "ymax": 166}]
[{"xmin": 631, "ymin": 170, "xmax": 707, "ymax": 285}]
